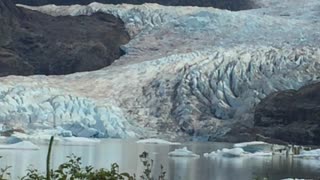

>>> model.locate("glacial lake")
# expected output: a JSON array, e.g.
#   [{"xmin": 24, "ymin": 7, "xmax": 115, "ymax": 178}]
[{"xmin": 1, "ymin": 139, "xmax": 320, "ymax": 180}]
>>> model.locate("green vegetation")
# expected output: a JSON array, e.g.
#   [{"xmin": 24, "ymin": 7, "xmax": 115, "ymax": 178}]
[
  {"xmin": 0, "ymin": 136, "xmax": 166, "ymax": 180},
  {"xmin": 20, "ymin": 155, "xmax": 136, "ymax": 180},
  {"xmin": 0, "ymin": 165, "xmax": 11, "ymax": 180}
]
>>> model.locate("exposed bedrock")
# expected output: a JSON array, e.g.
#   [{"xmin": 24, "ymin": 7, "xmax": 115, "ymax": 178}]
[
  {"xmin": 13, "ymin": 0, "xmax": 257, "ymax": 11},
  {"xmin": 253, "ymin": 82, "xmax": 320, "ymax": 145},
  {"xmin": 0, "ymin": 0, "xmax": 129, "ymax": 76}
]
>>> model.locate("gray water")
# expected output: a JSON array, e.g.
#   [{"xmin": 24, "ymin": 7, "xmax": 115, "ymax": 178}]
[{"xmin": 0, "ymin": 139, "xmax": 320, "ymax": 180}]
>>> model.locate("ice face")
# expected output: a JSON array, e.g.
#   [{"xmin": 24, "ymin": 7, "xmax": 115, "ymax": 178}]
[
  {"xmin": 3, "ymin": 1, "xmax": 320, "ymax": 140},
  {"xmin": 0, "ymin": 86, "xmax": 140, "ymax": 138}
]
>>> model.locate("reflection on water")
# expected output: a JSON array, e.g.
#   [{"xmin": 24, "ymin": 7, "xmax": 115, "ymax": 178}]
[{"xmin": 0, "ymin": 139, "xmax": 320, "ymax": 180}]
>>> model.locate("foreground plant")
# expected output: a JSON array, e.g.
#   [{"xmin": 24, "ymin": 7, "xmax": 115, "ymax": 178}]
[
  {"xmin": 0, "ymin": 156, "xmax": 11, "ymax": 180},
  {"xmin": 16, "ymin": 136, "xmax": 166, "ymax": 180},
  {"xmin": 21, "ymin": 155, "xmax": 135, "ymax": 180},
  {"xmin": 0, "ymin": 166, "xmax": 11, "ymax": 180},
  {"xmin": 139, "ymin": 152, "xmax": 165, "ymax": 180},
  {"xmin": 21, "ymin": 153, "xmax": 162, "ymax": 180}
]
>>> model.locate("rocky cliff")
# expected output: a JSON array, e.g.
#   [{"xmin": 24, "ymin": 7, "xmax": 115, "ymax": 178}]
[
  {"xmin": 0, "ymin": 0, "xmax": 129, "ymax": 76},
  {"xmin": 1, "ymin": 0, "xmax": 320, "ymax": 144},
  {"xmin": 254, "ymin": 82, "xmax": 320, "ymax": 145}
]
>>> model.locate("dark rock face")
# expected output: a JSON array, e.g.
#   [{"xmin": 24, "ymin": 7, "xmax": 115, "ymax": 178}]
[
  {"xmin": 254, "ymin": 82, "xmax": 320, "ymax": 145},
  {"xmin": 0, "ymin": 0, "xmax": 129, "ymax": 76},
  {"xmin": 13, "ymin": 0, "xmax": 257, "ymax": 11}
]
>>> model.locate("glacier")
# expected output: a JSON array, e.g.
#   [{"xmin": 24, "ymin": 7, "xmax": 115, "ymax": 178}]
[
  {"xmin": 0, "ymin": 86, "xmax": 140, "ymax": 138},
  {"xmin": 1, "ymin": 0, "xmax": 319, "ymax": 141}
]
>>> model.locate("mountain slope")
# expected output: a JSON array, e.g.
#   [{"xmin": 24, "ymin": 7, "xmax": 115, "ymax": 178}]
[
  {"xmin": 0, "ymin": 0, "xmax": 129, "ymax": 76},
  {"xmin": 254, "ymin": 82, "xmax": 320, "ymax": 145}
]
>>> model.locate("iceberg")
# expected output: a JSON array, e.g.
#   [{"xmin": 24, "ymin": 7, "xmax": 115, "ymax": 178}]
[
  {"xmin": 59, "ymin": 137, "xmax": 100, "ymax": 145},
  {"xmin": 204, "ymin": 148, "xmax": 247, "ymax": 158},
  {"xmin": 294, "ymin": 149, "xmax": 320, "ymax": 158},
  {"xmin": 204, "ymin": 147, "xmax": 272, "ymax": 158},
  {"xmin": 233, "ymin": 141, "xmax": 288, "ymax": 154},
  {"xmin": 233, "ymin": 141, "xmax": 268, "ymax": 148},
  {"xmin": 168, "ymin": 147, "xmax": 200, "ymax": 158},
  {"xmin": 249, "ymin": 152, "xmax": 272, "ymax": 157},
  {"xmin": 11, "ymin": 131, "xmax": 100, "ymax": 145},
  {"xmin": 233, "ymin": 141, "xmax": 271, "ymax": 153},
  {"xmin": 136, "ymin": 138, "xmax": 180, "ymax": 145}
]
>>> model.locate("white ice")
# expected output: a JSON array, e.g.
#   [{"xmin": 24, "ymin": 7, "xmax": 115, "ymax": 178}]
[
  {"xmin": 136, "ymin": 138, "xmax": 180, "ymax": 145},
  {"xmin": 12, "ymin": 131, "xmax": 100, "ymax": 145},
  {"xmin": 204, "ymin": 147, "xmax": 272, "ymax": 158},
  {"xmin": 233, "ymin": 141, "xmax": 268, "ymax": 148},
  {"xmin": 59, "ymin": 137, "xmax": 100, "ymax": 145},
  {"xmin": 294, "ymin": 149, "xmax": 320, "ymax": 158},
  {"xmin": 168, "ymin": 147, "xmax": 200, "ymax": 158}
]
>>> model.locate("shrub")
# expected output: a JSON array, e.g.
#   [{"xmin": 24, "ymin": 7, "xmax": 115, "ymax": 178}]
[{"xmin": 1, "ymin": 136, "xmax": 166, "ymax": 180}]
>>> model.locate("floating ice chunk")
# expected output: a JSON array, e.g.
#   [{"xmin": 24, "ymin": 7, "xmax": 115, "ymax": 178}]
[
  {"xmin": 234, "ymin": 141, "xmax": 268, "ymax": 148},
  {"xmin": 233, "ymin": 141, "xmax": 271, "ymax": 153},
  {"xmin": 294, "ymin": 149, "xmax": 320, "ymax": 158},
  {"xmin": 213, "ymin": 148, "xmax": 246, "ymax": 157},
  {"xmin": 13, "ymin": 132, "xmax": 54, "ymax": 142},
  {"xmin": 12, "ymin": 131, "xmax": 100, "ymax": 145},
  {"xmin": 0, "ymin": 141, "xmax": 39, "ymax": 150},
  {"xmin": 204, "ymin": 147, "xmax": 272, "ymax": 158},
  {"xmin": 59, "ymin": 137, "xmax": 100, "ymax": 145},
  {"xmin": 168, "ymin": 147, "xmax": 200, "ymax": 158},
  {"xmin": 249, "ymin": 151, "xmax": 272, "ymax": 156},
  {"xmin": 204, "ymin": 152, "xmax": 216, "ymax": 158},
  {"xmin": 5, "ymin": 136, "xmax": 23, "ymax": 144},
  {"xmin": 136, "ymin": 138, "xmax": 180, "ymax": 145}
]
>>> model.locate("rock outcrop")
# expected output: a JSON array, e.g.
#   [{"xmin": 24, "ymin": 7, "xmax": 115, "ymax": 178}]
[
  {"xmin": 0, "ymin": 0, "xmax": 129, "ymax": 76},
  {"xmin": 254, "ymin": 82, "xmax": 320, "ymax": 145}
]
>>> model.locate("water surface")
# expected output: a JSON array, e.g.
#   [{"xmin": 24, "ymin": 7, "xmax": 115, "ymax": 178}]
[{"xmin": 0, "ymin": 139, "xmax": 320, "ymax": 180}]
